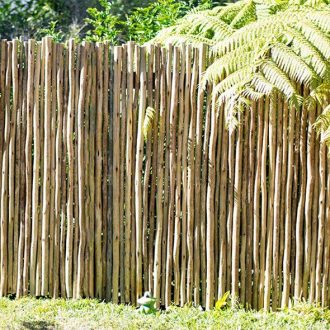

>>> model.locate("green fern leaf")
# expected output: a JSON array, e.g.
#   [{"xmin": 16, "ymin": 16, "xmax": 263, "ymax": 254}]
[{"xmin": 143, "ymin": 107, "xmax": 156, "ymax": 141}]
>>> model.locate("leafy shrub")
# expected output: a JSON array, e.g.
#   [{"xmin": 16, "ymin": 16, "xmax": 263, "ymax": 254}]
[
  {"xmin": 84, "ymin": 0, "xmax": 216, "ymax": 44},
  {"xmin": 85, "ymin": 0, "xmax": 121, "ymax": 43}
]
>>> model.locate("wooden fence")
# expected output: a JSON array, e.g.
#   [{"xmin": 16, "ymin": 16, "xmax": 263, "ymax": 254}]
[{"xmin": 0, "ymin": 37, "xmax": 329, "ymax": 310}]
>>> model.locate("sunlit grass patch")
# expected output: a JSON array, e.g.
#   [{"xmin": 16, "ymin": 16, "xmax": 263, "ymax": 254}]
[{"xmin": 0, "ymin": 298, "xmax": 329, "ymax": 329}]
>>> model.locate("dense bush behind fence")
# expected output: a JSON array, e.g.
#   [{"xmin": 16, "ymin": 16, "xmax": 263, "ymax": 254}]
[{"xmin": 0, "ymin": 37, "xmax": 329, "ymax": 310}]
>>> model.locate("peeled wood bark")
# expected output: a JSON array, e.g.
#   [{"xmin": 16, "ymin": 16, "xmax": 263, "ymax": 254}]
[
  {"xmin": 187, "ymin": 46, "xmax": 197, "ymax": 304},
  {"xmin": 232, "ymin": 110, "xmax": 243, "ymax": 301},
  {"xmin": 153, "ymin": 48, "xmax": 166, "ymax": 307},
  {"xmin": 0, "ymin": 41, "xmax": 11, "ymax": 296},
  {"xmin": 48, "ymin": 40, "xmax": 57, "ymax": 297},
  {"xmin": 124, "ymin": 42, "xmax": 134, "ymax": 302},
  {"xmin": 253, "ymin": 100, "xmax": 263, "ymax": 309},
  {"xmin": 194, "ymin": 45, "xmax": 206, "ymax": 304},
  {"xmin": 246, "ymin": 101, "xmax": 256, "ymax": 306},
  {"xmin": 294, "ymin": 96, "xmax": 307, "ymax": 301},
  {"xmin": 316, "ymin": 138, "xmax": 326, "ymax": 303},
  {"xmin": 119, "ymin": 44, "xmax": 127, "ymax": 301},
  {"xmin": 83, "ymin": 44, "xmax": 93, "ymax": 297},
  {"xmin": 142, "ymin": 45, "xmax": 152, "ymax": 293},
  {"xmin": 88, "ymin": 45, "xmax": 97, "ymax": 298},
  {"xmin": 309, "ymin": 105, "xmax": 320, "ymax": 302},
  {"xmin": 165, "ymin": 47, "xmax": 179, "ymax": 307},
  {"xmin": 112, "ymin": 46, "xmax": 122, "ymax": 303},
  {"xmin": 282, "ymin": 103, "xmax": 295, "ymax": 308},
  {"xmin": 272, "ymin": 95, "xmax": 283, "ymax": 310},
  {"xmin": 180, "ymin": 45, "xmax": 191, "ymax": 306},
  {"xmin": 0, "ymin": 40, "xmax": 7, "ymax": 296},
  {"xmin": 101, "ymin": 42, "xmax": 109, "ymax": 298},
  {"xmin": 76, "ymin": 43, "xmax": 87, "ymax": 298},
  {"xmin": 291, "ymin": 105, "xmax": 301, "ymax": 297},
  {"xmin": 36, "ymin": 40, "xmax": 44, "ymax": 296},
  {"xmin": 322, "ymin": 157, "xmax": 330, "ymax": 306},
  {"xmin": 130, "ymin": 45, "xmax": 140, "ymax": 305},
  {"xmin": 264, "ymin": 95, "xmax": 277, "ymax": 310},
  {"xmin": 60, "ymin": 47, "xmax": 68, "ymax": 298},
  {"xmin": 161, "ymin": 45, "xmax": 171, "ymax": 305},
  {"xmin": 30, "ymin": 42, "xmax": 41, "ymax": 296},
  {"xmin": 303, "ymin": 99, "xmax": 316, "ymax": 298},
  {"xmin": 106, "ymin": 46, "xmax": 114, "ymax": 301},
  {"xmin": 72, "ymin": 45, "xmax": 81, "ymax": 298},
  {"xmin": 214, "ymin": 104, "xmax": 222, "ymax": 301},
  {"xmin": 23, "ymin": 40, "xmax": 34, "ymax": 295},
  {"xmin": 259, "ymin": 97, "xmax": 269, "ymax": 308},
  {"xmin": 226, "ymin": 130, "xmax": 235, "ymax": 294},
  {"xmin": 53, "ymin": 43, "xmax": 64, "ymax": 298},
  {"xmin": 148, "ymin": 46, "xmax": 160, "ymax": 294},
  {"xmin": 206, "ymin": 95, "xmax": 218, "ymax": 310},
  {"xmin": 8, "ymin": 40, "xmax": 19, "ymax": 294},
  {"xmin": 240, "ymin": 109, "xmax": 249, "ymax": 306},
  {"xmin": 17, "ymin": 42, "xmax": 28, "ymax": 297},
  {"xmin": 41, "ymin": 37, "xmax": 53, "ymax": 296},
  {"xmin": 278, "ymin": 101, "xmax": 289, "ymax": 306},
  {"xmin": 135, "ymin": 46, "xmax": 146, "ymax": 301},
  {"xmin": 14, "ymin": 40, "xmax": 25, "ymax": 296},
  {"xmin": 95, "ymin": 43, "xmax": 104, "ymax": 298},
  {"xmin": 173, "ymin": 44, "xmax": 185, "ymax": 305},
  {"xmin": 65, "ymin": 39, "xmax": 75, "ymax": 298},
  {"xmin": 218, "ymin": 98, "xmax": 228, "ymax": 300}
]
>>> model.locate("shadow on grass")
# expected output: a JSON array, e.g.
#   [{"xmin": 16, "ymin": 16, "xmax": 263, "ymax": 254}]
[{"xmin": 21, "ymin": 320, "xmax": 55, "ymax": 329}]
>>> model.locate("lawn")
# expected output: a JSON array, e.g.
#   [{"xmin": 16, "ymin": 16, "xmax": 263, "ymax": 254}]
[{"xmin": 0, "ymin": 298, "xmax": 329, "ymax": 329}]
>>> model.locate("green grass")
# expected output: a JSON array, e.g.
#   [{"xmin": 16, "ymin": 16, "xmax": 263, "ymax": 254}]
[{"xmin": 0, "ymin": 297, "xmax": 329, "ymax": 329}]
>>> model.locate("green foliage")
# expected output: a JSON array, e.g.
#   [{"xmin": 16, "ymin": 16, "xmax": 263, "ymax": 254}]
[
  {"xmin": 84, "ymin": 0, "xmax": 218, "ymax": 44},
  {"xmin": 153, "ymin": 0, "xmax": 330, "ymax": 147},
  {"xmin": 0, "ymin": 0, "xmax": 223, "ymax": 42},
  {"xmin": 85, "ymin": 0, "xmax": 121, "ymax": 43},
  {"xmin": 0, "ymin": 0, "xmax": 61, "ymax": 39},
  {"xmin": 38, "ymin": 21, "xmax": 65, "ymax": 42},
  {"xmin": 125, "ymin": 0, "xmax": 190, "ymax": 44}
]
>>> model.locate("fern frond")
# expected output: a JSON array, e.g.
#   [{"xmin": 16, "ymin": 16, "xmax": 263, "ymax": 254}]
[
  {"xmin": 211, "ymin": 18, "xmax": 284, "ymax": 56},
  {"xmin": 162, "ymin": 34, "xmax": 216, "ymax": 46},
  {"xmin": 251, "ymin": 73, "xmax": 276, "ymax": 95},
  {"xmin": 224, "ymin": 96, "xmax": 250, "ymax": 132},
  {"xmin": 314, "ymin": 104, "xmax": 330, "ymax": 146},
  {"xmin": 284, "ymin": 27, "xmax": 328, "ymax": 76},
  {"xmin": 309, "ymin": 10, "xmax": 330, "ymax": 32},
  {"xmin": 183, "ymin": 12, "xmax": 234, "ymax": 40},
  {"xmin": 260, "ymin": 60, "xmax": 297, "ymax": 98},
  {"xmin": 204, "ymin": 45, "xmax": 264, "ymax": 84},
  {"xmin": 212, "ymin": 0, "xmax": 249, "ymax": 22},
  {"xmin": 213, "ymin": 66, "xmax": 254, "ymax": 96},
  {"xmin": 143, "ymin": 107, "xmax": 156, "ymax": 141},
  {"xmin": 303, "ymin": 0, "xmax": 330, "ymax": 6},
  {"xmin": 271, "ymin": 43, "xmax": 319, "ymax": 86},
  {"xmin": 296, "ymin": 20, "xmax": 330, "ymax": 59},
  {"xmin": 242, "ymin": 86, "xmax": 266, "ymax": 100},
  {"xmin": 308, "ymin": 83, "xmax": 330, "ymax": 106},
  {"xmin": 230, "ymin": 0, "xmax": 257, "ymax": 28}
]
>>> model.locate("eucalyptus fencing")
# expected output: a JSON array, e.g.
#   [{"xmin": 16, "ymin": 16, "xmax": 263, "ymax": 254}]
[{"xmin": 0, "ymin": 37, "xmax": 329, "ymax": 310}]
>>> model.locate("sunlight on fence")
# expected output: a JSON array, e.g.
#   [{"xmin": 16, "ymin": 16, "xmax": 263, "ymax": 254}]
[{"xmin": 0, "ymin": 37, "xmax": 329, "ymax": 310}]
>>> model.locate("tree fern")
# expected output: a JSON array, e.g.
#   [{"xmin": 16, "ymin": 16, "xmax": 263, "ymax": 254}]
[{"xmin": 151, "ymin": 0, "xmax": 330, "ymax": 146}]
